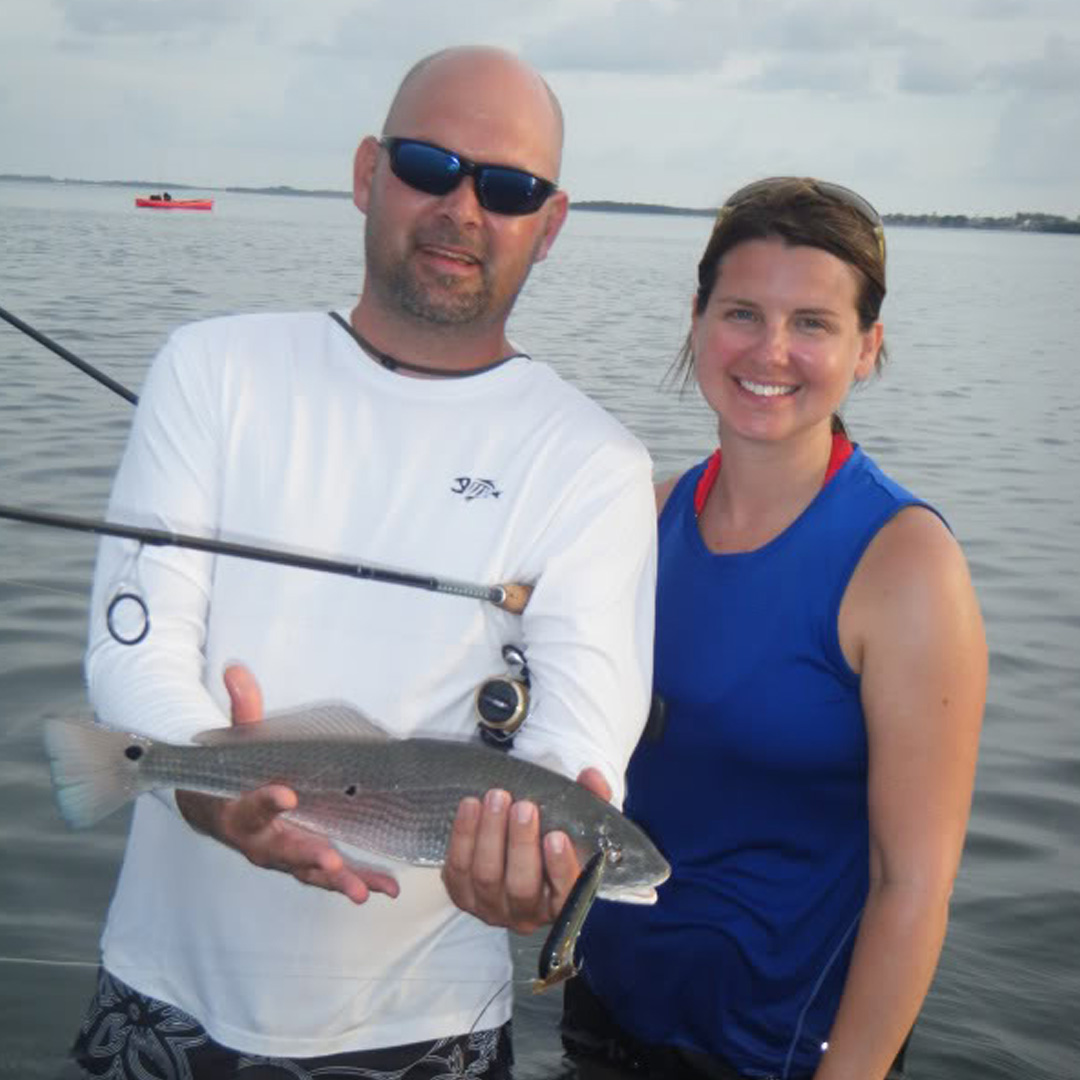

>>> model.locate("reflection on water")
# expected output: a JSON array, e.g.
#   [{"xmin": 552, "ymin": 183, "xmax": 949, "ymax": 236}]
[{"xmin": 1, "ymin": 182, "xmax": 1077, "ymax": 1079}]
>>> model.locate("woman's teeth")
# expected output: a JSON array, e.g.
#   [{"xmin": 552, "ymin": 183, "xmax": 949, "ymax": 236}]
[{"xmin": 738, "ymin": 378, "xmax": 797, "ymax": 398}]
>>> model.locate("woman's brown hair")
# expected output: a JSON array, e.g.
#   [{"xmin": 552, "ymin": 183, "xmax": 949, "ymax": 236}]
[{"xmin": 673, "ymin": 178, "xmax": 889, "ymax": 433}]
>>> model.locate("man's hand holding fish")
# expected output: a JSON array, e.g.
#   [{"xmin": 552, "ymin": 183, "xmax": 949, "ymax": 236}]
[
  {"xmin": 176, "ymin": 664, "xmax": 607, "ymax": 921},
  {"xmin": 175, "ymin": 665, "xmax": 400, "ymax": 905},
  {"xmin": 441, "ymin": 768, "xmax": 612, "ymax": 935},
  {"xmin": 178, "ymin": 664, "xmax": 626, "ymax": 928}
]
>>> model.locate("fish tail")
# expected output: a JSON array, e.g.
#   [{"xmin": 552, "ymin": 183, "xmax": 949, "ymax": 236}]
[{"xmin": 42, "ymin": 717, "xmax": 153, "ymax": 828}]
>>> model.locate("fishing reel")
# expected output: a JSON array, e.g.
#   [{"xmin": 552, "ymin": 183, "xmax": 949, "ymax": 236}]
[{"xmin": 475, "ymin": 644, "xmax": 530, "ymax": 750}]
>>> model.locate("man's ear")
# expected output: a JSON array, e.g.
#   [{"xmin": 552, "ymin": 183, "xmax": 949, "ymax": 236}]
[
  {"xmin": 353, "ymin": 136, "xmax": 381, "ymax": 214},
  {"xmin": 532, "ymin": 190, "xmax": 570, "ymax": 264}
]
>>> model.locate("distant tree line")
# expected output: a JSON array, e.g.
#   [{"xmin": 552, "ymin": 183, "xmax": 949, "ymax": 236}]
[
  {"xmin": 3, "ymin": 175, "xmax": 1078, "ymax": 233},
  {"xmin": 882, "ymin": 211, "xmax": 1080, "ymax": 235},
  {"xmin": 571, "ymin": 201, "xmax": 1080, "ymax": 233}
]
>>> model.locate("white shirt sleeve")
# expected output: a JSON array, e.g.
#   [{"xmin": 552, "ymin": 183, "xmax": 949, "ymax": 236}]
[
  {"xmin": 85, "ymin": 328, "xmax": 228, "ymax": 746},
  {"xmin": 511, "ymin": 439, "xmax": 657, "ymax": 807}
]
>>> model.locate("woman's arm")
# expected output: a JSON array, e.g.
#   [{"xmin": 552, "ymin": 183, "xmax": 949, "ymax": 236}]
[{"xmin": 819, "ymin": 506, "xmax": 987, "ymax": 1080}]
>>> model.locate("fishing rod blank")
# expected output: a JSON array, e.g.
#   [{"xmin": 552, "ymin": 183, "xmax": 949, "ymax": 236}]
[
  {"xmin": 0, "ymin": 303, "xmax": 138, "ymax": 405},
  {"xmin": 0, "ymin": 503, "xmax": 532, "ymax": 615}
]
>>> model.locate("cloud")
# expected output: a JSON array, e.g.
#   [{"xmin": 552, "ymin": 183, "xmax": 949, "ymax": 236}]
[
  {"xmin": 56, "ymin": 0, "xmax": 257, "ymax": 37},
  {"xmin": 969, "ymin": 0, "xmax": 1076, "ymax": 18},
  {"xmin": 524, "ymin": 0, "xmax": 726, "ymax": 74},
  {"xmin": 749, "ymin": 2, "xmax": 916, "ymax": 53},
  {"xmin": 969, "ymin": 0, "xmax": 1031, "ymax": 16},
  {"xmin": 985, "ymin": 94, "xmax": 1080, "ymax": 194},
  {"xmin": 739, "ymin": 53, "xmax": 880, "ymax": 94},
  {"xmin": 525, "ymin": 0, "xmax": 917, "ymax": 75},
  {"xmin": 981, "ymin": 37, "xmax": 1080, "ymax": 93},
  {"xmin": 899, "ymin": 42, "xmax": 980, "ymax": 93},
  {"xmin": 295, "ymin": 0, "xmax": 539, "ymax": 65}
]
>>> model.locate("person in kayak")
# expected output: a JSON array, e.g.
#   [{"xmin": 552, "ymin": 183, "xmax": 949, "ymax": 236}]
[
  {"xmin": 554, "ymin": 178, "xmax": 987, "ymax": 1079},
  {"xmin": 73, "ymin": 46, "xmax": 656, "ymax": 1079}
]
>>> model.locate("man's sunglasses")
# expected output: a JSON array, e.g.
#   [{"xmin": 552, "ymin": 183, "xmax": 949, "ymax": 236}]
[
  {"xmin": 380, "ymin": 137, "xmax": 557, "ymax": 217},
  {"xmin": 719, "ymin": 177, "xmax": 886, "ymax": 262}
]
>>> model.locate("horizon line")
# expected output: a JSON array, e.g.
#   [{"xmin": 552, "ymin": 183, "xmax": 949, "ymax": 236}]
[{"xmin": 2, "ymin": 173, "xmax": 1078, "ymax": 226}]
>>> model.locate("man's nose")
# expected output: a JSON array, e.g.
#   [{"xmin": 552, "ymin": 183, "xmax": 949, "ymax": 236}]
[{"xmin": 437, "ymin": 175, "xmax": 484, "ymax": 226}]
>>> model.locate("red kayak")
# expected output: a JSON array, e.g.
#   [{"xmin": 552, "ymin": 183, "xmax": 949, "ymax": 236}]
[{"xmin": 135, "ymin": 197, "xmax": 214, "ymax": 211}]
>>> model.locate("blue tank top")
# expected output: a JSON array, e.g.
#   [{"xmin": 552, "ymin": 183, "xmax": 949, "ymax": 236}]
[{"xmin": 579, "ymin": 446, "xmax": 937, "ymax": 1079}]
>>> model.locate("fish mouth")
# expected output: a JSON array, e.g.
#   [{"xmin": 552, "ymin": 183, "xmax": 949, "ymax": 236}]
[{"xmin": 598, "ymin": 884, "xmax": 661, "ymax": 905}]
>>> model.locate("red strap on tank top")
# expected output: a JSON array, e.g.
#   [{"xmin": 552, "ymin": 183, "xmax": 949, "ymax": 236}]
[{"xmin": 692, "ymin": 432, "xmax": 854, "ymax": 516}]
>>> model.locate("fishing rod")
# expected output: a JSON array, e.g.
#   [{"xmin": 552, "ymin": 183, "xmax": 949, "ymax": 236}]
[
  {"xmin": 0, "ymin": 302, "xmax": 138, "ymax": 405},
  {"xmin": 0, "ymin": 307, "xmax": 533, "ymax": 620},
  {"xmin": 0, "ymin": 503, "xmax": 532, "ymax": 616}
]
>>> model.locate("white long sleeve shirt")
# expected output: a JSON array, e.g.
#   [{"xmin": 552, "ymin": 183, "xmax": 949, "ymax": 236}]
[{"xmin": 85, "ymin": 311, "xmax": 656, "ymax": 1056}]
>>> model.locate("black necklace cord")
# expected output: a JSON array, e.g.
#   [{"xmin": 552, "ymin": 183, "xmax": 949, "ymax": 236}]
[{"xmin": 328, "ymin": 312, "xmax": 524, "ymax": 378}]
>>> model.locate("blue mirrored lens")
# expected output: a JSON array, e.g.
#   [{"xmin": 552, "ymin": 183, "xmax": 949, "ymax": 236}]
[
  {"xmin": 477, "ymin": 169, "xmax": 548, "ymax": 215},
  {"xmin": 391, "ymin": 142, "xmax": 462, "ymax": 196}
]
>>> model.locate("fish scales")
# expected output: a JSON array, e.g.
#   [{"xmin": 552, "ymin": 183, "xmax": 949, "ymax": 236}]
[
  {"xmin": 139, "ymin": 738, "xmax": 610, "ymax": 863},
  {"xmin": 43, "ymin": 708, "xmax": 671, "ymax": 903}
]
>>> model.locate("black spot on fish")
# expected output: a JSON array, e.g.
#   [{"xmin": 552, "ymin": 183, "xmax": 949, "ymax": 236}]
[
  {"xmin": 344, "ymin": 784, "xmax": 357, "ymax": 797},
  {"xmin": 124, "ymin": 745, "xmax": 144, "ymax": 762}
]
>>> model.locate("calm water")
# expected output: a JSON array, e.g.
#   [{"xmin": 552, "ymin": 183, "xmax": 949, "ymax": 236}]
[{"xmin": 0, "ymin": 181, "xmax": 1077, "ymax": 1079}]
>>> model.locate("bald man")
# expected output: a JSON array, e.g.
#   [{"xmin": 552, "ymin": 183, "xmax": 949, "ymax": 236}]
[{"xmin": 74, "ymin": 46, "xmax": 656, "ymax": 1079}]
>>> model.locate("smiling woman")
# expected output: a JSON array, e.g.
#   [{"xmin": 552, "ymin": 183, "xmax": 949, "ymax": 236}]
[
  {"xmin": 562, "ymin": 177, "xmax": 988, "ymax": 1080},
  {"xmin": 689, "ymin": 237, "xmax": 882, "ymax": 454}
]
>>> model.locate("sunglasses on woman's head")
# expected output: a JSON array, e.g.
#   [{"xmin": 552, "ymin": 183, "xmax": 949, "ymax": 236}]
[
  {"xmin": 380, "ymin": 138, "xmax": 558, "ymax": 217},
  {"xmin": 719, "ymin": 177, "xmax": 886, "ymax": 263}
]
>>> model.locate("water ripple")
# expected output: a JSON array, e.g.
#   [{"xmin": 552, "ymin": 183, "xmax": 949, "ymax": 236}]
[{"xmin": 2, "ymin": 186, "xmax": 1079, "ymax": 1080}]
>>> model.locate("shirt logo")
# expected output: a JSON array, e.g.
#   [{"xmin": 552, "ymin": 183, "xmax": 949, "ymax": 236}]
[{"xmin": 452, "ymin": 477, "xmax": 501, "ymax": 501}]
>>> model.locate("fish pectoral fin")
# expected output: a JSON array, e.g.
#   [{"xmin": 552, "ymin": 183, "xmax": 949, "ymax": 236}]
[{"xmin": 194, "ymin": 702, "xmax": 394, "ymax": 745}]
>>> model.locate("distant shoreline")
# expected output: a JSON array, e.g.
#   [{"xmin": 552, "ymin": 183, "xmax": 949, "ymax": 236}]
[{"xmin": 3, "ymin": 173, "xmax": 1078, "ymax": 235}]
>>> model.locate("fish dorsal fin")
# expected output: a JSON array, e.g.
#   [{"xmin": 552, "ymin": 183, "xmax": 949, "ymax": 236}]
[{"xmin": 193, "ymin": 702, "xmax": 393, "ymax": 746}]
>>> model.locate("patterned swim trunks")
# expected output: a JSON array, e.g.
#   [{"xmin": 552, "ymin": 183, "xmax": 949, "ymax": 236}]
[{"xmin": 72, "ymin": 967, "xmax": 513, "ymax": 1079}]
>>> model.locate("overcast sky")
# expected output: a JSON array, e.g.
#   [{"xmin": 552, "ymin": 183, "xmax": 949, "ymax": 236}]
[{"xmin": 3, "ymin": 0, "xmax": 1078, "ymax": 215}]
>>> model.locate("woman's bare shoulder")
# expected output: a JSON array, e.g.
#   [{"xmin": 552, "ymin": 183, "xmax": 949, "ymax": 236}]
[{"xmin": 843, "ymin": 504, "xmax": 985, "ymax": 688}]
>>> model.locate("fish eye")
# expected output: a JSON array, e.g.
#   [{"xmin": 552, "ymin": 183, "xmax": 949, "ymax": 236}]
[
  {"xmin": 605, "ymin": 847, "xmax": 623, "ymax": 866},
  {"xmin": 124, "ymin": 745, "xmax": 143, "ymax": 762}
]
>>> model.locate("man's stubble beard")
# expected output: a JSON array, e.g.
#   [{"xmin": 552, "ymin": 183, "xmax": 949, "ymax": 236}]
[
  {"xmin": 364, "ymin": 219, "xmax": 495, "ymax": 328},
  {"xmin": 392, "ymin": 261, "xmax": 492, "ymax": 326},
  {"xmin": 362, "ymin": 213, "xmax": 546, "ymax": 332}
]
